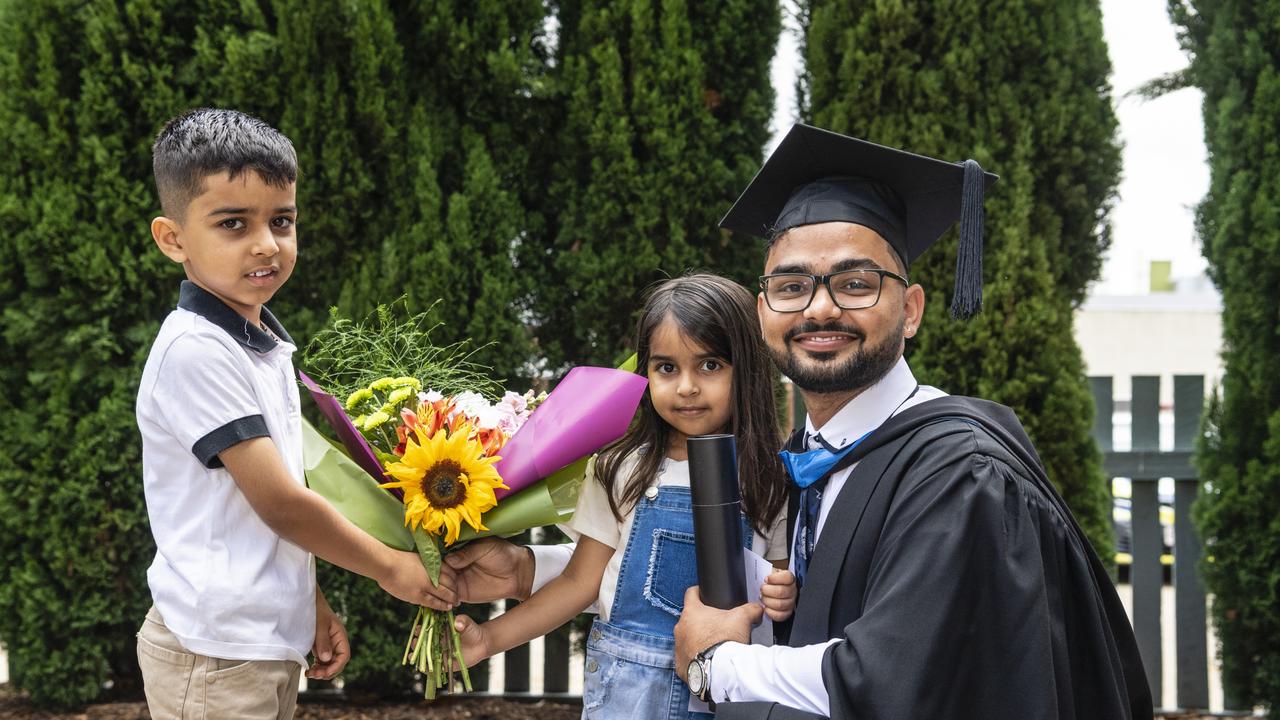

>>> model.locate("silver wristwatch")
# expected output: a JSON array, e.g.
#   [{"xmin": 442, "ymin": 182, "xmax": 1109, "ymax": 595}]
[{"xmin": 687, "ymin": 640, "xmax": 727, "ymax": 703}]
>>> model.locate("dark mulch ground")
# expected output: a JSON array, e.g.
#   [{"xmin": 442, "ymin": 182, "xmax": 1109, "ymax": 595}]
[
  {"xmin": 0, "ymin": 686, "xmax": 1252, "ymax": 720},
  {"xmin": 0, "ymin": 686, "xmax": 582, "ymax": 720}
]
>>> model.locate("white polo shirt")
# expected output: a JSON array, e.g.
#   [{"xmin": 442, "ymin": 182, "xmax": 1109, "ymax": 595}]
[{"xmin": 136, "ymin": 281, "xmax": 315, "ymax": 666}]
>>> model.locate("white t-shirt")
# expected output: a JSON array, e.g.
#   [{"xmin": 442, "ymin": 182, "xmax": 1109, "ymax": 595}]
[
  {"xmin": 568, "ymin": 449, "xmax": 788, "ymax": 622},
  {"xmin": 136, "ymin": 282, "xmax": 315, "ymax": 666}
]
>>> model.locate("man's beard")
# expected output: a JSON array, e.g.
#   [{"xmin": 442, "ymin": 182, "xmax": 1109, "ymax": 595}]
[{"xmin": 769, "ymin": 318, "xmax": 904, "ymax": 395}]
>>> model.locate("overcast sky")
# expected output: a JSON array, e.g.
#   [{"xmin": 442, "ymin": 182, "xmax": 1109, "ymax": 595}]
[{"xmin": 768, "ymin": 0, "xmax": 1209, "ymax": 296}]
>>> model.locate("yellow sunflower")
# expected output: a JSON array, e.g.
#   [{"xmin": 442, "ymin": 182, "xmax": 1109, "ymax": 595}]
[{"xmin": 379, "ymin": 423, "xmax": 507, "ymax": 545}]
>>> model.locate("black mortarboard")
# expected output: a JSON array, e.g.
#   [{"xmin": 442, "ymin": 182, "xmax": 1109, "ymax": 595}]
[{"xmin": 720, "ymin": 124, "xmax": 998, "ymax": 318}]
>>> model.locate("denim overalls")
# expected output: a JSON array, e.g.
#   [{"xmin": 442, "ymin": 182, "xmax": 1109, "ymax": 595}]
[{"xmin": 582, "ymin": 483, "xmax": 751, "ymax": 720}]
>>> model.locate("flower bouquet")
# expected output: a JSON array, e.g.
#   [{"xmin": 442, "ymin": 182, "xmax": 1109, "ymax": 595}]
[{"xmin": 299, "ymin": 305, "xmax": 645, "ymax": 697}]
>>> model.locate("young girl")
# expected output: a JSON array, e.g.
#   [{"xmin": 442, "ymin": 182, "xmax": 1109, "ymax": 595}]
[{"xmin": 454, "ymin": 273, "xmax": 795, "ymax": 719}]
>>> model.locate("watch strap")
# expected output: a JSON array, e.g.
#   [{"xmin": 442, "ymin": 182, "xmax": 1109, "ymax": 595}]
[{"xmin": 693, "ymin": 640, "xmax": 730, "ymax": 702}]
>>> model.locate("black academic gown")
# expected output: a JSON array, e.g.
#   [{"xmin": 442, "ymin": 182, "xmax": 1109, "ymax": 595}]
[{"xmin": 716, "ymin": 396, "xmax": 1152, "ymax": 720}]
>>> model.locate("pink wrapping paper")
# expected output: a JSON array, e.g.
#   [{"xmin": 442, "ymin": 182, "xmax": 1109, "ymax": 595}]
[{"xmin": 493, "ymin": 366, "xmax": 647, "ymax": 499}]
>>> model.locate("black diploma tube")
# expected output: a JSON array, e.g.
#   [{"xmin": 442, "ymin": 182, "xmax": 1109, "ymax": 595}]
[{"xmin": 687, "ymin": 433, "xmax": 747, "ymax": 609}]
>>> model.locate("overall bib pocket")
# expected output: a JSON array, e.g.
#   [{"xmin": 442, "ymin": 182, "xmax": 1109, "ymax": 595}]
[{"xmin": 643, "ymin": 528, "xmax": 698, "ymax": 617}]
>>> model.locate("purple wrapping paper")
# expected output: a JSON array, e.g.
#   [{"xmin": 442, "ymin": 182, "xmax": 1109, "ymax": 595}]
[
  {"xmin": 493, "ymin": 366, "xmax": 647, "ymax": 499},
  {"xmin": 298, "ymin": 366, "xmax": 647, "ymax": 500},
  {"xmin": 299, "ymin": 371, "xmax": 387, "ymax": 485}
]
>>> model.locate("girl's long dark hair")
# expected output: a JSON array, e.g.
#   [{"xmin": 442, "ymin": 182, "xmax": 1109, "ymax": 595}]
[{"xmin": 596, "ymin": 273, "xmax": 787, "ymax": 535}]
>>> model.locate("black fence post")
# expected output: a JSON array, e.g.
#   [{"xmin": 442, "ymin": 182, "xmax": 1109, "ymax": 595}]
[
  {"xmin": 461, "ymin": 602, "xmax": 493, "ymax": 692},
  {"xmin": 504, "ymin": 531, "xmax": 532, "ymax": 693},
  {"xmin": 1090, "ymin": 376, "xmax": 1114, "ymax": 453},
  {"xmin": 543, "ymin": 623, "xmax": 571, "ymax": 694},
  {"xmin": 1173, "ymin": 375, "xmax": 1209, "ymax": 710},
  {"xmin": 1130, "ymin": 375, "xmax": 1163, "ymax": 707}
]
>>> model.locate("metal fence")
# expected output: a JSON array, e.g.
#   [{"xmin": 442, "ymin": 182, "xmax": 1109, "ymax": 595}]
[
  {"xmin": 456, "ymin": 596, "xmax": 577, "ymax": 697},
  {"xmin": 1091, "ymin": 374, "xmax": 1252, "ymax": 714}
]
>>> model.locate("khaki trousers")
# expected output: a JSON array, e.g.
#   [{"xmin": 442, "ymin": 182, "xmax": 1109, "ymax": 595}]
[{"xmin": 136, "ymin": 606, "xmax": 302, "ymax": 720}]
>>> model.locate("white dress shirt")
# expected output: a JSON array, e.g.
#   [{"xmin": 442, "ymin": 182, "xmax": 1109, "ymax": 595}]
[{"xmin": 708, "ymin": 357, "xmax": 946, "ymax": 713}]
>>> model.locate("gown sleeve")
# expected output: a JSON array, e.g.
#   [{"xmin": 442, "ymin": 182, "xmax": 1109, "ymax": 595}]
[{"xmin": 821, "ymin": 434, "xmax": 1133, "ymax": 719}]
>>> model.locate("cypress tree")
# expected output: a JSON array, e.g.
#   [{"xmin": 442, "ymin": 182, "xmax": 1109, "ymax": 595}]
[
  {"xmin": 1169, "ymin": 0, "xmax": 1280, "ymax": 708},
  {"xmin": 798, "ymin": 0, "xmax": 1120, "ymax": 558},
  {"xmin": 531, "ymin": 0, "xmax": 779, "ymax": 370},
  {"xmin": 290, "ymin": 0, "xmax": 550, "ymax": 386},
  {"xmin": 0, "ymin": 0, "xmax": 278, "ymax": 707}
]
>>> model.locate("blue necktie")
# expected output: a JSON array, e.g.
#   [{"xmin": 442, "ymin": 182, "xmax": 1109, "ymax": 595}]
[{"xmin": 780, "ymin": 431, "xmax": 870, "ymax": 588}]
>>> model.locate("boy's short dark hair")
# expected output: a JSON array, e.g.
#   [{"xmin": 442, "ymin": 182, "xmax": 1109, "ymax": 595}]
[{"xmin": 152, "ymin": 108, "xmax": 298, "ymax": 220}]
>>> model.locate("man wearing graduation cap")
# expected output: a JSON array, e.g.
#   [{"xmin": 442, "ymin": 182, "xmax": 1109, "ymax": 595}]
[{"xmin": 671, "ymin": 124, "xmax": 1152, "ymax": 719}]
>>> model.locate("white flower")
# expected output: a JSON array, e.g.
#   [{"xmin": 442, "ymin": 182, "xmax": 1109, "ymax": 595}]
[
  {"xmin": 473, "ymin": 404, "xmax": 500, "ymax": 430},
  {"xmin": 452, "ymin": 391, "xmax": 492, "ymax": 422},
  {"xmin": 419, "ymin": 389, "xmax": 444, "ymax": 404}
]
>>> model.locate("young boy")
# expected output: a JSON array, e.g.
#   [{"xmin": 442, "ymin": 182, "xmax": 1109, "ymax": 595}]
[{"xmin": 135, "ymin": 108, "xmax": 454, "ymax": 719}]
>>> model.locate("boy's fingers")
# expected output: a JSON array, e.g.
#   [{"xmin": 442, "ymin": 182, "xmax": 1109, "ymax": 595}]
[
  {"xmin": 307, "ymin": 615, "xmax": 347, "ymax": 679},
  {"xmin": 327, "ymin": 626, "xmax": 351, "ymax": 677},
  {"xmin": 314, "ymin": 626, "xmax": 334, "ymax": 663},
  {"xmin": 453, "ymin": 614, "xmax": 489, "ymax": 666},
  {"xmin": 421, "ymin": 593, "xmax": 452, "ymax": 611}
]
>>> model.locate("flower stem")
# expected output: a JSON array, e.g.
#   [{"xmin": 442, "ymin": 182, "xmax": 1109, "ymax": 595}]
[
  {"xmin": 402, "ymin": 605, "xmax": 470, "ymax": 698},
  {"xmin": 448, "ymin": 609, "xmax": 473, "ymax": 692},
  {"xmin": 402, "ymin": 607, "xmax": 422, "ymax": 665}
]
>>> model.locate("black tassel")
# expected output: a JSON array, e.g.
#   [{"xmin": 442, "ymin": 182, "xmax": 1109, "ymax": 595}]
[{"xmin": 950, "ymin": 159, "xmax": 985, "ymax": 319}]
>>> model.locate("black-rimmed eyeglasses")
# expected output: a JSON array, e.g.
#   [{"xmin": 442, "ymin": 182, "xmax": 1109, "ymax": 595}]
[{"xmin": 758, "ymin": 269, "xmax": 909, "ymax": 313}]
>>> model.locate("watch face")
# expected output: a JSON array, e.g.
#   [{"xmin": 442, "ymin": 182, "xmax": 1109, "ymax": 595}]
[{"xmin": 687, "ymin": 659, "xmax": 706, "ymax": 695}]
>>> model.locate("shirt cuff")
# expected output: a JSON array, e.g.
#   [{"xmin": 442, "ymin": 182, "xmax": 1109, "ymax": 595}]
[
  {"xmin": 709, "ymin": 639, "xmax": 840, "ymax": 714},
  {"xmin": 528, "ymin": 543, "xmax": 574, "ymax": 595},
  {"xmin": 191, "ymin": 415, "xmax": 269, "ymax": 468}
]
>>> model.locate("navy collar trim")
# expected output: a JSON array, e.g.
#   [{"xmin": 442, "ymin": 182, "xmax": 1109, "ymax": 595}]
[{"xmin": 176, "ymin": 281, "xmax": 294, "ymax": 353}]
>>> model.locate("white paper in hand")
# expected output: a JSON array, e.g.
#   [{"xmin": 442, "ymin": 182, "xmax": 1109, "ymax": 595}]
[{"xmin": 688, "ymin": 548, "xmax": 778, "ymax": 714}]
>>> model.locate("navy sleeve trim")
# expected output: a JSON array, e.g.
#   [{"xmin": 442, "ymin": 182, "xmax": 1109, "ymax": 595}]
[{"xmin": 192, "ymin": 415, "xmax": 270, "ymax": 469}]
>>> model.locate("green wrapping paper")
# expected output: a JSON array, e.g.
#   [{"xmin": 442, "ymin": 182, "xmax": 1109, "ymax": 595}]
[
  {"xmin": 456, "ymin": 455, "xmax": 589, "ymax": 542},
  {"xmin": 302, "ymin": 418, "xmax": 414, "ymax": 551}
]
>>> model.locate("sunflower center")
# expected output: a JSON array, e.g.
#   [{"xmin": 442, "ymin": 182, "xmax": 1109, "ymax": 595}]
[{"xmin": 422, "ymin": 461, "xmax": 467, "ymax": 508}]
